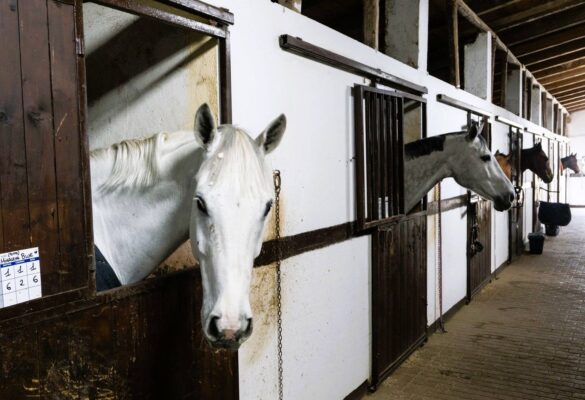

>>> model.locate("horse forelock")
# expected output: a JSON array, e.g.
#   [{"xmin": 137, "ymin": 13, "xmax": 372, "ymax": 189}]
[
  {"xmin": 91, "ymin": 134, "xmax": 163, "ymax": 192},
  {"xmin": 197, "ymin": 127, "xmax": 271, "ymax": 196}
]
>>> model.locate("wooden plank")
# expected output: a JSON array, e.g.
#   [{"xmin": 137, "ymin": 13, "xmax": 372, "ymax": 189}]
[
  {"xmin": 0, "ymin": 0, "xmax": 30, "ymax": 252},
  {"xmin": 500, "ymin": 4, "xmax": 585, "ymax": 47},
  {"xmin": 0, "ymin": 326, "xmax": 40, "ymax": 397},
  {"xmin": 363, "ymin": 0, "xmax": 379, "ymax": 49},
  {"xmin": 534, "ymin": 57, "xmax": 585, "ymax": 80},
  {"xmin": 530, "ymin": 50, "xmax": 585, "ymax": 74},
  {"xmin": 487, "ymin": 0, "xmax": 584, "ymax": 32},
  {"xmin": 511, "ymin": 23, "xmax": 585, "ymax": 57},
  {"xmin": 48, "ymin": 0, "xmax": 89, "ymax": 291},
  {"xmin": 446, "ymin": 0, "xmax": 460, "ymax": 88},
  {"xmin": 522, "ymin": 39, "xmax": 585, "ymax": 66},
  {"xmin": 539, "ymin": 65, "xmax": 585, "ymax": 85},
  {"xmin": 549, "ymin": 81, "xmax": 585, "ymax": 96},
  {"xmin": 19, "ymin": 0, "xmax": 61, "ymax": 294}
]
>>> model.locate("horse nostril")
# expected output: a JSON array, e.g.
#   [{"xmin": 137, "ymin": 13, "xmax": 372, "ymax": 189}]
[
  {"xmin": 509, "ymin": 193, "xmax": 515, "ymax": 203},
  {"xmin": 208, "ymin": 316, "xmax": 221, "ymax": 340}
]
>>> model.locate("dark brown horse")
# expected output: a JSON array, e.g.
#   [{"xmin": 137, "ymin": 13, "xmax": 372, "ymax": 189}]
[
  {"xmin": 495, "ymin": 142, "xmax": 553, "ymax": 183},
  {"xmin": 561, "ymin": 153, "xmax": 580, "ymax": 174}
]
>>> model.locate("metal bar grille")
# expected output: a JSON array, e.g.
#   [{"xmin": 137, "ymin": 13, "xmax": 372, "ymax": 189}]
[{"xmin": 354, "ymin": 85, "xmax": 406, "ymax": 229}]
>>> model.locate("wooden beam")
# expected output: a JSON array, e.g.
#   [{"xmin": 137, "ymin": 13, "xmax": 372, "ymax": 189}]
[
  {"xmin": 521, "ymin": 39, "xmax": 585, "ymax": 66},
  {"xmin": 455, "ymin": 0, "xmax": 522, "ymax": 66},
  {"xmin": 535, "ymin": 58, "xmax": 585, "ymax": 80},
  {"xmin": 489, "ymin": 0, "xmax": 584, "ymax": 32},
  {"xmin": 447, "ymin": 0, "xmax": 460, "ymax": 88},
  {"xmin": 363, "ymin": 0, "xmax": 379, "ymax": 50},
  {"xmin": 566, "ymin": 98, "xmax": 585, "ymax": 108},
  {"xmin": 544, "ymin": 74, "xmax": 585, "ymax": 91},
  {"xmin": 567, "ymin": 101, "xmax": 585, "ymax": 111},
  {"xmin": 538, "ymin": 65, "xmax": 585, "ymax": 85},
  {"xmin": 510, "ymin": 23, "xmax": 585, "ymax": 57},
  {"xmin": 557, "ymin": 93, "xmax": 585, "ymax": 104},
  {"xmin": 500, "ymin": 4, "xmax": 585, "ymax": 47},
  {"xmin": 530, "ymin": 51, "xmax": 585, "ymax": 74},
  {"xmin": 550, "ymin": 81, "xmax": 585, "ymax": 96}
]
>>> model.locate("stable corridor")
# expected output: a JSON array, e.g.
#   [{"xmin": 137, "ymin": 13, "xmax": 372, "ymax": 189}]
[{"xmin": 370, "ymin": 209, "xmax": 585, "ymax": 400}]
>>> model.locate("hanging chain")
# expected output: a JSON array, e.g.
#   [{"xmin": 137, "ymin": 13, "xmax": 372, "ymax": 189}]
[{"xmin": 273, "ymin": 170, "xmax": 284, "ymax": 400}]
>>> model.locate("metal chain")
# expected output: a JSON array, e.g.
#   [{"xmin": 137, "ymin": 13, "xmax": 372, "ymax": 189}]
[{"xmin": 273, "ymin": 170, "xmax": 284, "ymax": 400}]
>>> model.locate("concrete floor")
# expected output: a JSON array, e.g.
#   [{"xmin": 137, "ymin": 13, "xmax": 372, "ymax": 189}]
[{"xmin": 369, "ymin": 209, "xmax": 585, "ymax": 400}]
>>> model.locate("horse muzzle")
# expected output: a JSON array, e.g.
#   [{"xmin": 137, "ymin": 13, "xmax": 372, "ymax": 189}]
[
  {"xmin": 493, "ymin": 192, "xmax": 515, "ymax": 211},
  {"xmin": 205, "ymin": 315, "xmax": 253, "ymax": 350}
]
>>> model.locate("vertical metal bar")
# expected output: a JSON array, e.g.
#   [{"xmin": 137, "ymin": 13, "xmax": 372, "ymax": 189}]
[
  {"xmin": 397, "ymin": 97, "xmax": 405, "ymax": 214},
  {"xmin": 219, "ymin": 30, "xmax": 232, "ymax": 124},
  {"xmin": 380, "ymin": 95, "xmax": 388, "ymax": 218},
  {"xmin": 387, "ymin": 95, "xmax": 394, "ymax": 216},
  {"xmin": 373, "ymin": 93, "xmax": 382, "ymax": 220},
  {"xmin": 353, "ymin": 86, "xmax": 366, "ymax": 228},
  {"xmin": 366, "ymin": 92, "xmax": 375, "ymax": 222}
]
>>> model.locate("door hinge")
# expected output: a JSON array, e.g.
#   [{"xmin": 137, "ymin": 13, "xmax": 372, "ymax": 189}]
[{"xmin": 76, "ymin": 37, "xmax": 85, "ymax": 56}]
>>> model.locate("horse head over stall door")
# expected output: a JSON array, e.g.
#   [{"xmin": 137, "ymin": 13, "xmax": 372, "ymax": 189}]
[
  {"xmin": 561, "ymin": 153, "xmax": 580, "ymax": 174},
  {"xmin": 404, "ymin": 121, "xmax": 515, "ymax": 213},
  {"xmin": 495, "ymin": 142, "xmax": 554, "ymax": 183},
  {"xmin": 90, "ymin": 104, "xmax": 286, "ymax": 349}
]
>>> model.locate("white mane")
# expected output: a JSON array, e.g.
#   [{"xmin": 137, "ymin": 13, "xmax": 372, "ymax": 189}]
[{"xmin": 91, "ymin": 133, "xmax": 164, "ymax": 191}]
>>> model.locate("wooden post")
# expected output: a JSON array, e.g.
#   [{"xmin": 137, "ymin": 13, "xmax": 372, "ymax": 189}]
[
  {"xmin": 363, "ymin": 0, "xmax": 379, "ymax": 50},
  {"xmin": 500, "ymin": 52, "xmax": 508, "ymax": 107},
  {"xmin": 446, "ymin": 0, "xmax": 460, "ymax": 88}
]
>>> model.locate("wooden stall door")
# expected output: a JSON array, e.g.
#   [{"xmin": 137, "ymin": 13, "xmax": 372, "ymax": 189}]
[
  {"xmin": 0, "ymin": 0, "xmax": 91, "ymax": 296},
  {"xmin": 509, "ymin": 128, "xmax": 524, "ymax": 261},
  {"xmin": 467, "ymin": 196, "xmax": 492, "ymax": 301},
  {"xmin": 370, "ymin": 215, "xmax": 427, "ymax": 390}
]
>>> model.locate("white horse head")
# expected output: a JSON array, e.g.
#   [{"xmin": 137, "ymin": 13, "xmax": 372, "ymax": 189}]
[
  {"xmin": 446, "ymin": 122, "xmax": 515, "ymax": 211},
  {"xmin": 405, "ymin": 122, "xmax": 515, "ymax": 212},
  {"xmin": 190, "ymin": 104, "xmax": 286, "ymax": 349}
]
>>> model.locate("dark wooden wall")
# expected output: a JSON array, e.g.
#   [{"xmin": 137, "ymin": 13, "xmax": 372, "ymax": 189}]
[
  {"xmin": 0, "ymin": 270, "xmax": 238, "ymax": 399},
  {"xmin": 370, "ymin": 214, "xmax": 427, "ymax": 391},
  {"xmin": 0, "ymin": 0, "xmax": 89, "ymax": 296},
  {"xmin": 0, "ymin": 1, "xmax": 238, "ymax": 398}
]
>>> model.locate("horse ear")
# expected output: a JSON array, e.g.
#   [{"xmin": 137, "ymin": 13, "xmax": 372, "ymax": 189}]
[
  {"xmin": 495, "ymin": 150, "xmax": 501, "ymax": 156},
  {"xmin": 466, "ymin": 121, "xmax": 479, "ymax": 142},
  {"xmin": 194, "ymin": 103, "xmax": 216, "ymax": 148},
  {"xmin": 256, "ymin": 114, "xmax": 286, "ymax": 154}
]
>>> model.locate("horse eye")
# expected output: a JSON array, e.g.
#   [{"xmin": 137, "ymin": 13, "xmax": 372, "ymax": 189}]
[
  {"xmin": 196, "ymin": 196, "xmax": 208, "ymax": 216},
  {"xmin": 481, "ymin": 155, "xmax": 491, "ymax": 162},
  {"xmin": 263, "ymin": 200, "xmax": 273, "ymax": 218}
]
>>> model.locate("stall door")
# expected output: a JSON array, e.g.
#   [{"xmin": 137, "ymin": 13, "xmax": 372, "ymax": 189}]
[
  {"xmin": 370, "ymin": 215, "xmax": 427, "ymax": 390},
  {"xmin": 509, "ymin": 128, "xmax": 524, "ymax": 261},
  {"xmin": 467, "ymin": 196, "xmax": 492, "ymax": 301}
]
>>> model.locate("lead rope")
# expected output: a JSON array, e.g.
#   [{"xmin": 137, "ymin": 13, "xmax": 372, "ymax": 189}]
[
  {"xmin": 434, "ymin": 182, "xmax": 446, "ymax": 333},
  {"xmin": 273, "ymin": 170, "xmax": 284, "ymax": 400}
]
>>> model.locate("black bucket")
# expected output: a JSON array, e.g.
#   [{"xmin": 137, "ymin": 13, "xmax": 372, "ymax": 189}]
[
  {"xmin": 528, "ymin": 233, "xmax": 545, "ymax": 254},
  {"xmin": 545, "ymin": 224, "xmax": 560, "ymax": 236}
]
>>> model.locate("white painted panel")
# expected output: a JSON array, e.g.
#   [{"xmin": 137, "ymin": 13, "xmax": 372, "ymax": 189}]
[{"xmin": 239, "ymin": 237, "xmax": 370, "ymax": 400}]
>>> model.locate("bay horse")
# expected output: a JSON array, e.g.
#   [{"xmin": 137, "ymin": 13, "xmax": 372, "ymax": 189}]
[
  {"xmin": 494, "ymin": 142, "xmax": 553, "ymax": 183},
  {"xmin": 561, "ymin": 153, "xmax": 580, "ymax": 174},
  {"xmin": 90, "ymin": 104, "xmax": 286, "ymax": 349},
  {"xmin": 405, "ymin": 122, "xmax": 515, "ymax": 213}
]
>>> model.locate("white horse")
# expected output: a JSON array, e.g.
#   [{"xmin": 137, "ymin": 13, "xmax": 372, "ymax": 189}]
[
  {"xmin": 405, "ymin": 122, "xmax": 515, "ymax": 213},
  {"xmin": 90, "ymin": 104, "xmax": 286, "ymax": 349}
]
